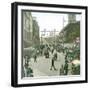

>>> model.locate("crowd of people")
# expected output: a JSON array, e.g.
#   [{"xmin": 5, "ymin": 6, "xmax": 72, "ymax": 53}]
[{"xmin": 22, "ymin": 43, "xmax": 80, "ymax": 77}]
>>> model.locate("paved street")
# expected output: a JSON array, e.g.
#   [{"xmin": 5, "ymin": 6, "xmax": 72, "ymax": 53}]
[{"xmin": 28, "ymin": 51, "xmax": 66, "ymax": 77}]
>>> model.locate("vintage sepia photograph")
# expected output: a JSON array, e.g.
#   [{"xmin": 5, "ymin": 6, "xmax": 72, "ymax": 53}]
[{"xmin": 21, "ymin": 11, "xmax": 81, "ymax": 78}]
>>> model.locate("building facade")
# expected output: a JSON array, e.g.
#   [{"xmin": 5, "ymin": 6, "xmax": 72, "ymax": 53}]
[
  {"xmin": 22, "ymin": 11, "xmax": 40, "ymax": 48},
  {"xmin": 22, "ymin": 11, "xmax": 33, "ymax": 48},
  {"xmin": 32, "ymin": 17, "xmax": 40, "ymax": 47}
]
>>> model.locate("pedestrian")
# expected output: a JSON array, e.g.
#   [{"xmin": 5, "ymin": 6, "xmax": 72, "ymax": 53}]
[
  {"xmin": 44, "ymin": 48, "xmax": 49, "ymax": 58},
  {"xmin": 51, "ymin": 46, "xmax": 54, "ymax": 54},
  {"xmin": 33, "ymin": 50, "xmax": 37, "ymax": 62},
  {"xmin": 50, "ymin": 51, "xmax": 57, "ymax": 70},
  {"xmin": 53, "ymin": 49, "xmax": 58, "ymax": 61},
  {"xmin": 64, "ymin": 60, "xmax": 68, "ymax": 75},
  {"xmin": 24, "ymin": 55, "xmax": 29, "ymax": 77},
  {"xmin": 54, "ymin": 51, "xmax": 57, "ymax": 61},
  {"xmin": 24, "ymin": 55, "xmax": 29, "ymax": 68},
  {"xmin": 34, "ymin": 54, "xmax": 37, "ymax": 62},
  {"xmin": 50, "ymin": 57, "xmax": 57, "ymax": 70},
  {"xmin": 27, "ymin": 67, "xmax": 33, "ymax": 77},
  {"xmin": 60, "ymin": 65, "xmax": 64, "ymax": 75}
]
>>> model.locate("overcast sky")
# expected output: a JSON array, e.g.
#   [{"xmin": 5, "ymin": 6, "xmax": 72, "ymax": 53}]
[{"xmin": 32, "ymin": 12, "xmax": 81, "ymax": 37}]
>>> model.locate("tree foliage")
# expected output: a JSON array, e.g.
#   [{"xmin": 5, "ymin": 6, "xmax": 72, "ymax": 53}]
[{"xmin": 64, "ymin": 21, "xmax": 80, "ymax": 43}]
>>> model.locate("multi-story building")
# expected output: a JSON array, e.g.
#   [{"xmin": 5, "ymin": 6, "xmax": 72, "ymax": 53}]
[
  {"xmin": 32, "ymin": 17, "xmax": 40, "ymax": 47},
  {"xmin": 22, "ymin": 11, "xmax": 40, "ymax": 48},
  {"xmin": 22, "ymin": 11, "xmax": 33, "ymax": 48}
]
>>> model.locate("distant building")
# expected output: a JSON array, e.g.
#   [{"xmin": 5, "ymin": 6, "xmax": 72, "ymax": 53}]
[
  {"xmin": 22, "ymin": 11, "xmax": 33, "ymax": 48},
  {"xmin": 68, "ymin": 14, "xmax": 76, "ymax": 23}
]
